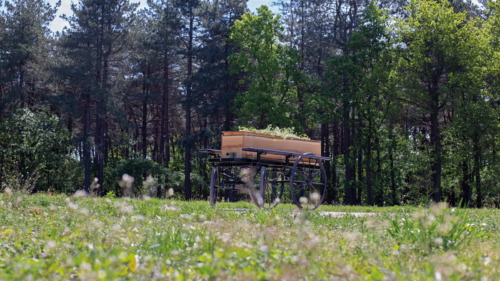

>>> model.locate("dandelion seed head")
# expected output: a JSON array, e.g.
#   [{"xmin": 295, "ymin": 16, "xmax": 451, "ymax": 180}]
[
  {"xmin": 67, "ymin": 202, "xmax": 78, "ymax": 211},
  {"xmin": 434, "ymin": 237, "xmax": 443, "ymax": 246},
  {"xmin": 73, "ymin": 190, "xmax": 87, "ymax": 198},
  {"xmin": 413, "ymin": 211, "xmax": 426, "ymax": 220},
  {"xmin": 260, "ymin": 245, "xmax": 269, "ymax": 253},
  {"xmin": 4, "ymin": 187, "xmax": 12, "ymax": 197},
  {"xmin": 299, "ymin": 197, "xmax": 308, "ymax": 205},
  {"xmin": 46, "ymin": 239, "xmax": 56, "ymax": 251},
  {"xmin": 168, "ymin": 188, "xmax": 174, "ymax": 197},
  {"xmin": 256, "ymin": 192, "xmax": 264, "ymax": 207},
  {"xmin": 78, "ymin": 208, "xmax": 89, "ymax": 216},
  {"xmin": 310, "ymin": 192, "xmax": 321, "ymax": 204},
  {"xmin": 423, "ymin": 214, "xmax": 436, "ymax": 228},
  {"xmin": 80, "ymin": 262, "xmax": 91, "ymax": 272},
  {"xmin": 97, "ymin": 270, "xmax": 106, "ymax": 279},
  {"xmin": 145, "ymin": 176, "xmax": 154, "ymax": 185},
  {"xmin": 438, "ymin": 223, "xmax": 452, "ymax": 235}
]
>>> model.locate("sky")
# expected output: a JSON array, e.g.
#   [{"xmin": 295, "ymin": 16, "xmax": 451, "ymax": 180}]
[{"xmin": 47, "ymin": 0, "xmax": 277, "ymax": 33}]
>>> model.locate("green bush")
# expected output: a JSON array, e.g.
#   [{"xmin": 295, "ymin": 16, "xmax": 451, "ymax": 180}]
[{"xmin": 0, "ymin": 108, "xmax": 78, "ymax": 193}]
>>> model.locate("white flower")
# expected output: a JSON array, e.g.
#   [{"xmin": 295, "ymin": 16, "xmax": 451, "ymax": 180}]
[
  {"xmin": 434, "ymin": 237, "xmax": 443, "ymax": 246},
  {"xmin": 4, "ymin": 187, "xmax": 12, "ymax": 196},
  {"xmin": 67, "ymin": 202, "xmax": 78, "ymax": 211},
  {"xmin": 299, "ymin": 197, "xmax": 308, "ymax": 205},
  {"xmin": 310, "ymin": 192, "xmax": 321, "ymax": 204},
  {"xmin": 46, "ymin": 240, "xmax": 56, "ymax": 251},
  {"xmin": 168, "ymin": 188, "xmax": 174, "ymax": 197},
  {"xmin": 260, "ymin": 245, "xmax": 269, "ymax": 253},
  {"xmin": 73, "ymin": 190, "xmax": 87, "ymax": 198}
]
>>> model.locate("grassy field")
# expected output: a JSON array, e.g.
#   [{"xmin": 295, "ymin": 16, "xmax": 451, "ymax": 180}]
[{"xmin": 0, "ymin": 191, "xmax": 498, "ymax": 280}]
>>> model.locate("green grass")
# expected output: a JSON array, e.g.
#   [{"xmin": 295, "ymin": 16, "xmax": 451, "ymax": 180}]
[{"xmin": 0, "ymin": 192, "xmax": 498, "ymax": 280}]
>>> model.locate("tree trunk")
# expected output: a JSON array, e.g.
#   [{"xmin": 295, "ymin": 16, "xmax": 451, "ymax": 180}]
[
  {"xmin": 366, "ymin": 121, "xmax": 373, "ymax": 205},
  {"xmin": 357, "ymin": 148, "xmax": 362, "ymax": 205},
  {"xmin": 142, "ymin": 69, "xmax": 148, "ymax": 159},
  {"xmin": 184, "ymin": 13, "xmax": 194, "ymax": 200},
  {"xmin": 430, "ymin": 90, "xmax": 442, "ymax": 202},
  {"xmin": 473, "ymin": 135, "xmax": 482, "ymax": 207},
  {"xmin": 375, "ymin": 137, "xmax": 383, "ymax": 206},
  {"xmin": 84, "ymin": 91, "xmax": 91, "ymax": 193},
  {"xmin": 343, "ymin": 99, "xmax": 355, "ymax": 205},
  {"xmin": 321, "ymin": 123, "xmax": 332, "ymax": 204},
  {"xmin": 159, "ymin": 50, "xmax": 170, "ymax": 198},
  {"xmin": 389, "ymin": 124, "xmax": 397, "ymax": 205},
  {"xmin": 460, "ymin": 160, "xmax": 471, "ymax": 207}
]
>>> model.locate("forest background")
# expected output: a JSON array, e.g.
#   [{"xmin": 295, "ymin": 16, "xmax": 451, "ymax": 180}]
[{"xmin": 1, "ymin": 0, "xmax": 499, "ymax": 207}]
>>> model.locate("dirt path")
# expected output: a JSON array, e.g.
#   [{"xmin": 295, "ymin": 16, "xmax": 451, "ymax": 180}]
[{"xmin": 319, "ymin": 211, "xmax": 378, "ymax": 218}]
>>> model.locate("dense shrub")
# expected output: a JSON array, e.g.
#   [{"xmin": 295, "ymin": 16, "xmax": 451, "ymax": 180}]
[{"xmin": 0, "ymin": 108, "xmax": 79, "ymax": 193}]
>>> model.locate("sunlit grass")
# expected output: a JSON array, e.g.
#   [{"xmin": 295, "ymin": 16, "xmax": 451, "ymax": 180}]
[{"xmin": 0, "ymin": 192, "xmax": 498, "ymax": 280}]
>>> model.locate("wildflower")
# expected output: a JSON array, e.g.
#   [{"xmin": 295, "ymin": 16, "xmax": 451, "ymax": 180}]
[
  {"xmin": 168, "ymin": 188, "xmax": 174, "ymax": 197},
  {"xmin": 438, "ymin": 223, "xmax": 452, "ymax": 235},
  {"xmin": 4, "ymin": 187, "xmax": 12, "ymax": 197},
  {"xmin": 97, "ymin": 270, "xmax": 106, "ymax": 279},
  {"xmin": 412, "ymin": 211, "xmax": 426, "ymax": 220},
  {"xmin": 299, "ymin": 197, "xmax": 308, "ymax": 205},
  {"xmin": 483, "ymin": 256, "xmax": 491, "ymax": 266},
  {"xmin": 274, "ymin": 198, "xmax": 280, "ymax": 205},
  {"xmin": 260, "ymin": 245, "xmax": 269, "ymax": 253},
  {"xmin": 119, "ymin": 174, "xmax": 134, "ymax": 197},
  {"xmin": 310, "ymin": 192, "xmax": 321, "ymax": 204},
  {"xmin": 79, "ymin": 208, "xmax": 90, "ymax": 216},
  {"xmin": 73, "ymin": 190, "xmax": 87, "ymax": 198},
  {"xmin": 46, "ymin": 240, "xmax": 56, "ymax": 251},
  {"xmin": 67, "ymin": 202, "xmax": 78, "ymax": 212},
  {"xmin": 256, "ymin": 191, "xmax": 264, "ymax": 207},
  {"xmin": 434, "ymin": 237, "xmax": 443, "ymax": 246},
  {"xmin": 80, "ymin": 262, "xmax": 91, "ymax": 272},
  {"xmin": 423, "ymin": 214, "xmax": 436, "ymax": 228}
]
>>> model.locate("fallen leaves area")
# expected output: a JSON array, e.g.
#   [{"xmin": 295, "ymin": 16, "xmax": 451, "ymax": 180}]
[{"xmin": 0, "ymin": 193, "xmax": 498, "ymax": 280}]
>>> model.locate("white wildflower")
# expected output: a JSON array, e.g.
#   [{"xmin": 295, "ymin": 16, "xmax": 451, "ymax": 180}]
[
  {"xmin": 260, "ymin": 245, "xmax": 269, "ymax": 253},
  {"xmin": 78, "ymin": 208, "xmax": 89, "ymax": 216},
  {"xmin": 97, "ymin": 270, "xmax": 106, "ymax": 279},
  {"xmin": 67, "ymin": 202, "xmax": 78, "ymax": 211},
  {"xmin": 434, "ymin": 237, "xmax": 443, "ymax": 246},
  {"xmin": 299, "ymin": 197, "xmax": 308, "ymax": 205},
  {"xmin": 73, "ymin": 190, "xmax": 87, "ymax": 198},
  {"xmin": 46, "ymin": 240, "xmax": 56, "ymax": 251},
  {"xmin": 168, "ymin": 188, "xmax": 174, "ymax": 197},
  {"xmin": 4, "ymin": 187, "xmax": 12, "ymax": 197},
  {"xmin": 310, "ymin": 192, "xmax": 321, "ymax": 204}
]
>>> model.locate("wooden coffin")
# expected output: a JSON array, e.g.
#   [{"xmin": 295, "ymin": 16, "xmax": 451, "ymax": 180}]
[{"xmin": 221, "ymin": 131, "xmax": 321, "ymax": 162}]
